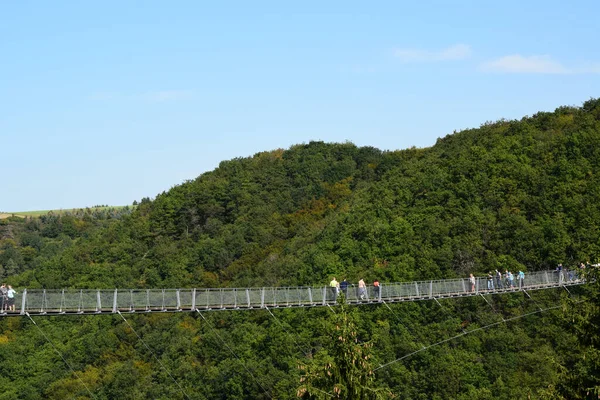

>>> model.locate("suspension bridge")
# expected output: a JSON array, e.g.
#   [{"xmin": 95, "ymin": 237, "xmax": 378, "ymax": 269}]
[
  {"xmin": 1, "ymin": 269, "xmax": 583, "ymax": 317},
  {"xmin": 2, "ymin": 269, "xmax": 588, "ymax": 400}
]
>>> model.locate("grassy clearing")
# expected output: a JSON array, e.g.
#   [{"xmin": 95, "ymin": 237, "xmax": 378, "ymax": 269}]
[{"xmin": 0, "ymin": 206, "xmax": 132, "ymax": 219}]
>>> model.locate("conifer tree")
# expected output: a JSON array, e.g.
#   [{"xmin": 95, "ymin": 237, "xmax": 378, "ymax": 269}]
[{"xmin": 297, "ymin": 297, "xmax": 393, "ymax": 399}]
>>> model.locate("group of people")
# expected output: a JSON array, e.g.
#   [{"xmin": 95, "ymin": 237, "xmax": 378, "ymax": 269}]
[
  {"xmin": 329, "ymin": 277, "xmax": 380, "ymax": 301},
  {"xmin": 0, "ymin": 283, "xmax": 17, "ymax": 312},
  {"xmin": 467, "ymin": 270, "xmax": 526, "ymax": 292},
  {"xmin": 556, "ymin": 262, "xmax": 589, "ymax": 282}
]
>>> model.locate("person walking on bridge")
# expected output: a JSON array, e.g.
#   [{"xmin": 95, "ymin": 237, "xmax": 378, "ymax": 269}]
[
  {"xmin": 469, "ymin": 274, "xmax": 476, "ymax": 292},
  {"xmin": 358, "ymin": 279, "xmax": 367, "ymax": 300},
  {"xmin": 487, "ymin": 272, "xmax": 494, "ymax": 290},
  {"xmin": 329, "ymin": 277, "xmax": 339, "ymax": 302},
  {"xmin": 6, "ymin": 285, "xmax": 16, "ymax": 312},
  {"xmin": 495, "ymin": 270, "xmax": 503, "ymax": 289},
  {"xmin": 340, "ymin": 278, "xmax": 349, "ymax": 298},
  {"xmin": 518, "ymin": 271, "xmax": 525, "ymax": 288},
  {"xmin": 0, "ymin": 284, "xmax": 7, "ymax": 312},
  {"xmin": 373, "ymin": 279, "xmax": 380, "ymax": 300}
]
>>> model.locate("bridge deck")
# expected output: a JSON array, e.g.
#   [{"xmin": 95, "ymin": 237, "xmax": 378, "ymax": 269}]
[{"xmin": 0, "ymin": 270, "xmax": 583, "ymax": 317}]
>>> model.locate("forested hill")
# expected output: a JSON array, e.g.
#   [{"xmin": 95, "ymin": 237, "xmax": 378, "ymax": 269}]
[
  {"xmin": 2, "ymin": 100, "xmax": 600, "ymax": 400},
  {"xmin": 2, "ymin": 99, "xmax": 600, "ymax": 290}
]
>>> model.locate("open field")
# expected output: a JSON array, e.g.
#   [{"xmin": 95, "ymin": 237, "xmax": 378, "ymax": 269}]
[{"xmin": 0, "ymin": 206, "xmax": 132, "ymax": 219}]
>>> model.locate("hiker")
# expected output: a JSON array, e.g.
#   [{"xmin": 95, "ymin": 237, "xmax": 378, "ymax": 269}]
[
  {"xmin": 358, "ymin": 279, "xmax": 367, "ymax": 300},
  {"xmin": 556, "ymin": 263, "xmax": 564, "ymax": 282},
  {"xmin": 7, "ymin": 285, "xmax": 16, "ymax": 312},
  {"xmin": 329, "ymin": 277, "xmax": 339, "ymax": 302},
  {"xmin": 373, "ymin": 279, "xmax": 380, "ymax": 299},
  {"xmin": 469, "ymin": 274, "xmax": 476, "ymax": 292},
  {"xmin": 518, "ymin": 271, "xmax": 525, "ymax": 288},
  {"xmin": 507, "ymin": 271, "xmax": 514, "ymax": 288},
  {"xmin": 340, "ymin": 278, "xmax": 349, "ymax": 297},
  {"xmin": 495, "ymin": 270, "xmax": 503, "ymax": 289},
  {"xmin": 0, "ymin": 283, "xmax": 7, "ymax": 312},
  {"xmin": 487, "ymin": 272, "xmax": 494, "ymax": 290}
]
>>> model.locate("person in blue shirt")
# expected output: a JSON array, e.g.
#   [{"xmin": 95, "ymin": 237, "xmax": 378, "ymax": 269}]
[
  {"xmin": 518, "ymin": 271, "xmax": 525, "ymax": 288},
  {"xmin": 340, "ymin": 278, "xmax": 349, "ymax": 298}
]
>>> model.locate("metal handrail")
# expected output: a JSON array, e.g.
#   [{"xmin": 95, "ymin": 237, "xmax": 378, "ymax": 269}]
[{"xmin": 1, "ymin": 269, "xmax": 585, "ymax": 317}]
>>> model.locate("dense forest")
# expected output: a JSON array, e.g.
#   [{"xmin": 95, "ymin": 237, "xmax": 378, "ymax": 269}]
[{"xmin": 1, "ymin": 99, "xmax": 600, "ymax": 399}]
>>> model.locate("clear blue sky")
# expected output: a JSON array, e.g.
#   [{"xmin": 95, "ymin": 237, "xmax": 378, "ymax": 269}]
[{"xmin": 1, "ymin": 0, "xmax": 599, "ymax": 212}]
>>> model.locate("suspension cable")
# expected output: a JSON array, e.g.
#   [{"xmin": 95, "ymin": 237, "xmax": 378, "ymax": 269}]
[
  {"xmin": 382, "ymin": 301, "xmax": 426, "ymax": 347},
  {"xmin": 433, "ymin": 297, "xmax": 466, "ymax": 333},
  {"xmin": 479, "ymin": 293, "xmax": 506, "ymax": 321},
  {"xmin": 26, "ymin": 313, "xmax": 97, "ymax": 399},
  {"xmin": 374, "ymin": 300, "xmax": 584, "ymax": 372},
  {"xmin": 265, "ymin": 307, "xmax": 312, "ymax": 357},
  {"xmin": 264, "ymin": 307, "xmax": 334, "ymax": 398},
  {"xmin": 117, "ymin": 311, "xmax": 190, "ymax": 400},
  {"xmin": 195, "ymin": 309, "xmax": 272, "ymax": 399}
]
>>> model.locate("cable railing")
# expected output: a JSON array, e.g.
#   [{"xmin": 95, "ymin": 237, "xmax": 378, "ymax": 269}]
[{"xmin": 0, "ymin": 269, "xmax": 584, "ymax": 317}]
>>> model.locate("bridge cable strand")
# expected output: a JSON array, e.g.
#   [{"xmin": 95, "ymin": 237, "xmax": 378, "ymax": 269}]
[
  {"xmin": 433, "ymin": 297, "xmax": 467, "ymax": 334},
  {"xmin": 326, "ymin": 304, "xmax": 336, "ymax": 314},
  {"xmin": 374, "ymin": 300, "xmax": 585, "ymax": 372},
  {"xmin": 479, "ymin": 293, "xmax": 506, "ymax": 322},
  {"xmin": 195, "ymin": 309, "xmax": 273, "ymax": 399},
  {"xmin": 116, "ymin": 311, "xmax": 191, "ymax": 400},
  {"xmin": 264, "ymin": 307, "xmax": 335, "ymax": 399},
  {"xmin": 523, "ymin": 289, "xmax": 544, "ymax": 311},
  {"xmin": 381, "ymin": 301, "xmax": 426, "ymax": 348},
  {"xmin": 265, "ymin": 306, "xmax": 312, "ymax": 358},
  {"xmin": 26, "ymin": 313, "xmax": 97, "ymax": 400}
]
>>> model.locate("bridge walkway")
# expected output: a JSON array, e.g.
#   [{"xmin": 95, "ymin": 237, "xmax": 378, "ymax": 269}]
[{"xmin": 0, "ymin": 270, "xmax": 583, "ymax": 317}]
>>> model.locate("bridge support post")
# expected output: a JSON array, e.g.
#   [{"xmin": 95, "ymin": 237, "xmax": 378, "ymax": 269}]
[
  {"xmin": 176, "ymin": 289, "xmax": 181, "ymax": 311},
  {"xmin": 261, "ymin": 288, "xmax": 265, "ymax": 308},
  {"xmin": 246, "ymin": 289, "xmax": 250, "ymax": 308},
  {"xmin": 41, "ymin": 289, "xmax": 46, "ymax": 314},
  {"xmin": 415, "ymin": 282, "xmax": 419, "ymax": 298},
  {"xmin": 20, "ymin": 289, "xmax": 27, "ymax": 315},
  {"xmin": 191, "ymin": 289, "xmax": 196, "ymax": 311},
  {"xmin": 113, "ymin": 289, "xmax": 118, "ymax": 313},
  {"xmin": 60, "ymin": 289, "xmax": 65, "ymax": 313},
  {"xmin": 322, "ymin": 287, "xmax": 327, "ymax": 306},
  {"xmin": 429, "ymin": 281, "xmax": 433, "ymax": 298},
  {"xmin": 96, "ymin": 290, "xmax": 101, "ymax": 313},
  {"xmin": 308, "ymin": 288, "xmax": 313, "ymax": 305}
]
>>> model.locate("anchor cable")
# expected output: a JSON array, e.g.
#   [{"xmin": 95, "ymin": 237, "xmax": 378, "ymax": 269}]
[
  {"xmin": 117, "ymin": 311, "xmax": 190, "ymax": 400},
  {"xmin": 26, "ymin": 313, "xmax": 97, "ymax": 399}
]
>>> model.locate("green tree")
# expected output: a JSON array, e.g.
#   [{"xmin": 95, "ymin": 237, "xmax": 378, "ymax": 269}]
[
  {"xmin": 297, "ymin": 299, "xmax": 393, "ymax": 399},
  {"xmin": 555, "ymin": 267, "xmax": 600, "ymax": 398}
]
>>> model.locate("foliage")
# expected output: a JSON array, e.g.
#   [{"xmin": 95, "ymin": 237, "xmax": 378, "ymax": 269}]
[
  {"xmin": 298, "ymin": 298, "xmax": 392, "ymax": 399},
  {"xmin": 0, "ymin": 99, "xmax": 599, "ymax": 397}
]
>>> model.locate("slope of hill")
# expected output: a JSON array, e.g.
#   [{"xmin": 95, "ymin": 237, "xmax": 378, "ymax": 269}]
[
  {"xmin": 0, "ymin": 99, "xmax": 599, "ymax": 399},
  {"xmin": 5, "ymin": 99, "xmax": 599, "ymax": 290}
]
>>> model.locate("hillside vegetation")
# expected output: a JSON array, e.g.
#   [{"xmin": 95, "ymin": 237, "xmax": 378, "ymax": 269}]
[{"xmin": 0, "ymin": 99, "xmax": 599, "ymax": 399}]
